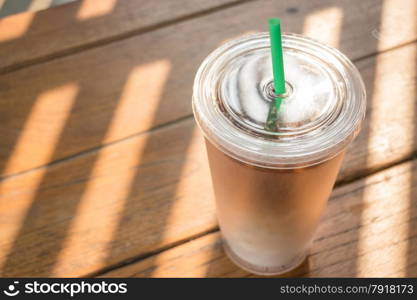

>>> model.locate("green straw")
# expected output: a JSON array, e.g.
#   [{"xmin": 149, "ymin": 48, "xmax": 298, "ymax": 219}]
[{"xmin": 268, "ymin": 18, "xmax": 286, "ymax": 110}]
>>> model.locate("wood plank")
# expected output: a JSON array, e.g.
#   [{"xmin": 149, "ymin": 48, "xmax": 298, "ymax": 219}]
[
  {"xmin": 101, "ymin": 159, "xmax": 417, "ymax": 277},
  {"xmin": 0, "ymin": 119, "xmax": 217, "ymax": 277},
  {"xmin": 338, "ymin": 43, "xmax": 417, "ymax": 182},
  {"xmin": 0, "ymin": 0, "xmax": 242, "ymax": 72},
  {"xmin": 1, "ymin": 0, "xmax": 416, "ymax": 177},
  {"xmin": 0, "ymin": 40, "xmax": 416, "ymax": 277}
]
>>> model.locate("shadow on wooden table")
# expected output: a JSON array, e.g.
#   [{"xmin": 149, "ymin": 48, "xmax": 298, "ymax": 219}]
[
  {"xmin": 0, "ymin": 0, "xmax": 32, "ymax": 18},
  {"xmin": 0, "ymin": 0, "xmax": 75, "ymax": 18},
  {"xmin": 0, "ymin": 0, "xmax": 197, "ymax": 277}
]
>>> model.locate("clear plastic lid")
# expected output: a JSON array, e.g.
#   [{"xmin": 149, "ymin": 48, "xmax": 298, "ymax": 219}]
[{"xmin": 192, "ymin": 33, "xmax": 366, "ymax": 169}]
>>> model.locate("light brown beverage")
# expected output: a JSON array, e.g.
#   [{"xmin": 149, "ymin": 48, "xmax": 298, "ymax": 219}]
[{"xmin": 206, "ymin": 140, "xmax": 345, "ymax": 274}]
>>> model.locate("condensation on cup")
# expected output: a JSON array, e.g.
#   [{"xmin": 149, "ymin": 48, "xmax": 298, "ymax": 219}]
[{"xmin": 192, "ymin": 33, "xmax": 366, "ymax": 275}]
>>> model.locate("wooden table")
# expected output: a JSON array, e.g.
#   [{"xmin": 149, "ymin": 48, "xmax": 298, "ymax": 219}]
[{"xmin": 0, "ymin": 0, "xmax": 416, "ymax": 278}]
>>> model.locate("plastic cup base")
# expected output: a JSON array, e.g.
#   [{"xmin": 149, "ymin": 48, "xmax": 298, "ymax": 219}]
[{"xmin": 223, "ymin": 241, "xmax": 307, "ymax": 276}]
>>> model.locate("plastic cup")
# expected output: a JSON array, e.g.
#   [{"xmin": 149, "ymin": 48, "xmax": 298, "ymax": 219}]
[{"xmin": 192, "ymin": 33, "xmax": 366, "ymax": 275}]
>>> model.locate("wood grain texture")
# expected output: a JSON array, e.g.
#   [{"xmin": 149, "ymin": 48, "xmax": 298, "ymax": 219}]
[
  {"xmin": 101, "ymin": 159, "xmax": 417, "ymax": 277},
  {"xmin": 0, "ymin": 40, "xmax": 416, "ymax": 277},
  {"xmin": 0, "ymin": 119, "xmax": 216, "ymax": 277},
  {"xmin": 2, "ymin": 0, "xmax": 417, "ymax": 177},
  {"xmin": 339, "ymin": 41, "xmax": 417, "ymax": 182},
  {"xmin": 0, "ymin": 0, "xmax": 241, "ymax": 72}
]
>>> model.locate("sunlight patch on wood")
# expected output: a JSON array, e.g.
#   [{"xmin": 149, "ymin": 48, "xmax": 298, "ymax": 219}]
[
  {"xmin": 302, "ymin": 6, "xmax": 342, "ymax": 48},
  {"xmin": 149, "ymin": 128, "xmax": 217, "ymax": 277},
  {"xmin": 156, "ymin": 129, "xmax": 215, "ymax": 240},
  {"xmin": 51, "ymin": 60, "xmax": 171, "ymax": 276},
  {"xmin": 356, "ymin": 166, "xmax": 412, "ymax": 277},
  {"xmin": 372, "ymin": 0, "xmax": 417, "ymax": 50},
  {"xmin": 3, "ymin": 84, "xmax": 79, "ymax": 176},
  {"xmin": 104, "ymin": 60, "xmax": 172, "ymax": 142},
  {"xmin": 365, "ymin": 46, "xmax": 416, "ymax": 167},
  {"xmin": 76, "ymin": 0, "xmax": 117, "ymax": 20},
  {"xmin": 0, "ymin": 13, "xmax": 34, "ymax": 41},
  {"xmin": 28, "ymin": 0, "xmax": 53, "ymax": 11},
  {"xmin": 0, "ymin": 171, "xmax": 45, "ymax": 274}
]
